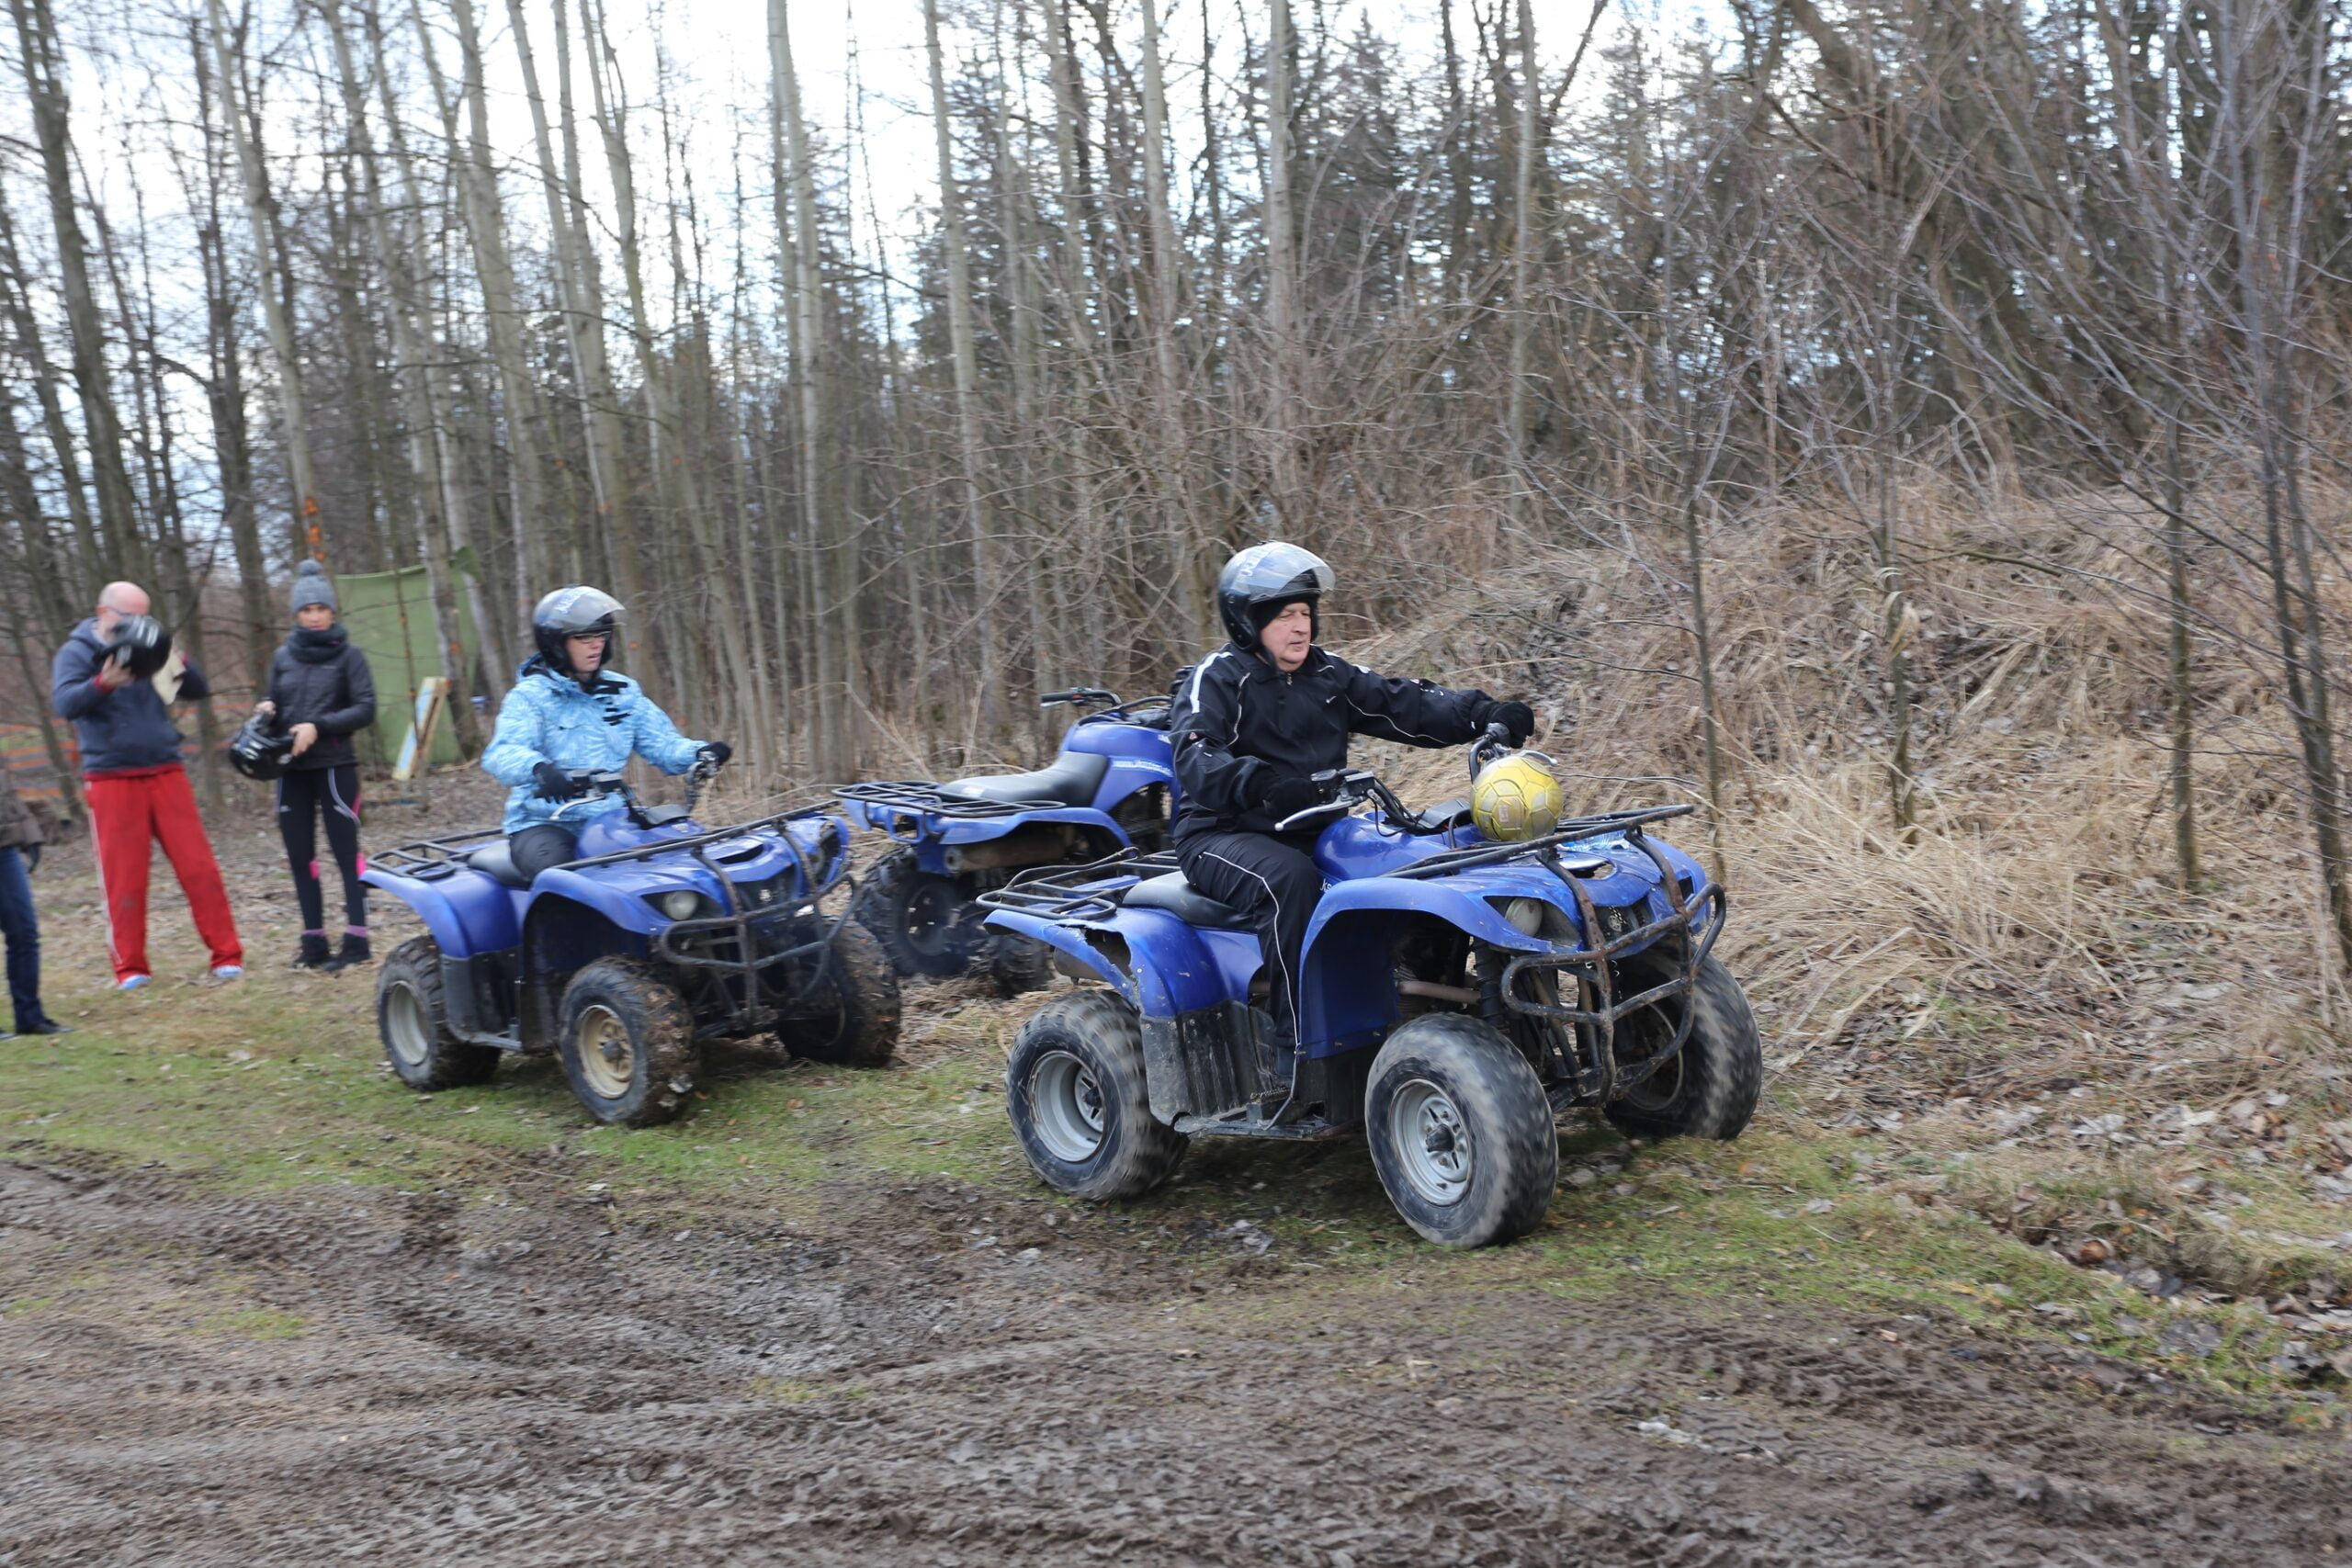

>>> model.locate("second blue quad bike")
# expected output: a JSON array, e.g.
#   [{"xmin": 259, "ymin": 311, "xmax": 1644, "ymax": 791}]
[
  {"xmin": 979, "ymin": 728, "xmax": 1761, "ymax": 1248},
  {"xmin": 361, "ymin": 760, "xmax": 899, "ymax": 1127},
  {"xmin": 834, "ymin": 688, "xmax": 1177, "ymax": 993}
]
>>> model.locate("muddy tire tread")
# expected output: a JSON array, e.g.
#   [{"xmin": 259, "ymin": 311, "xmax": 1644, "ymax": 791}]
[
  {"xmin": 853, "ymin": 848, "xmax": 974, "ymax": 978},
  {"xmin": 1604, "ymin": 954, "xmax": 1763, "ymax": 1142},
  {"xmin": 1365, "ymin": 1013, "xmax": 1557, "ymax": 1248},
  {"xmin": 1006, "ymin": 990, "xmax": 1185, "ymax": 1201},
  {"xmin": 782, "ymin": 919, "xmax": 902, "ymax": 1068},
  {"xmin": 378, "ymin": 936, "xmax": 500, "ymax": 1090},
  {"xmin": 557, "ymin": 957, "xmax": 699, "ymax": 1127}
]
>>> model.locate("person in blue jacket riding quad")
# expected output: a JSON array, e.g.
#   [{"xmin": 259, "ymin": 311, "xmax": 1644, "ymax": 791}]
[
  {"xmin": 1168, "ymin": 543, "xmax": 1536, "ymax": 1058},
  {"xmin": 482, "ymin": 587, "xmax": 731, "ymax": 881}
]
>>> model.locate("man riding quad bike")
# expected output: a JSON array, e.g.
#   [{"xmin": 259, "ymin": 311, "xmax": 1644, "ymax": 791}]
[
  {"xmin": 981, "ymin": 547, "xmax": 1760, "ymax": 1247},
  {"xmin": 361, "ymin": 588, "xmax": 899, "ymax": 1125}
]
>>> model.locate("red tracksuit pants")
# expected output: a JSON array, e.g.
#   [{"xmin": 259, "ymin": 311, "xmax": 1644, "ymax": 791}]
[{"xmin": 85, "ymin": 764, "xmax": 243, "ymax": 982}]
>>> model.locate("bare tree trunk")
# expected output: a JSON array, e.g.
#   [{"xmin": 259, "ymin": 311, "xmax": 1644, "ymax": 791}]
[
  {"xmin": 11, "ymin": 0, "xmax": 141, "ymax": 574},
  {"xmin": 203, "ymin": 0, "xmax": 324, "ymax": 564},
  {"xmin": 422, "ymin": 0, "xmax": 556, "ymax": 629},
  {"xmin": 1504, "ymin": 0, "xmax": 1538, "ymax": 534},
  {"xmin": 925, "ymin": 0, "xmax": 1004, "ymax": 738},
  {"xmin": 505, "ymin": 0, "xmax": 645, "ymax": 675},
  {"xmin": 1263, "ymin": 0, "xmax": 1303, "ymax": 517},
  {"xmin": 0, "ymin": 176, "xmax": 96, "ymax": 622},
  {"xmin": 320, "ymin": 0, "xmax": 481, "ymax": 754}
]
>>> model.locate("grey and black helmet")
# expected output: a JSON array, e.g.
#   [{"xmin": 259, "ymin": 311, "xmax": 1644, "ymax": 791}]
[
  {"xmin": 531, "ymin": 585, "xmax": 624, "ymax": 671},
  {"xmin": 1216, "ymin": 542, "xmax": 1333, "ymax": 646}
]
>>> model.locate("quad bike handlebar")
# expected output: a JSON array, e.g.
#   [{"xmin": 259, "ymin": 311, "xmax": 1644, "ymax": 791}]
[
  {"xmin": 1271, "ymin": 726, "xmax": 1519, "ymax": 838},
  {"xmin": 550, "ymin": 754, "xmax": 725, "ymax": 823}
]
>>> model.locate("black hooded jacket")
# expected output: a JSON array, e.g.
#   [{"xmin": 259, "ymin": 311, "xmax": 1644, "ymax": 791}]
[
  {"xmin": 1169, "ymin": 641, "xmax": 1497, "ymax": 842},
  {"xmin": 266, "ymin": 626, "xmax": 377, "ymax": 771}
]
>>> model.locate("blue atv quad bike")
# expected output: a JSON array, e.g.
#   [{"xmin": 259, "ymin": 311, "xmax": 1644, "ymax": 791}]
[
  {"xmin": 979, "ymin": 728, "xmax": 1760, "ymax": 1247},
  {"xmin": 361, "ymin": 761, "xmax": 899, "ymax": 1127},
  {"xmin": 834, "ymin": 688, "xmax": 1176, "ymax": 994}
]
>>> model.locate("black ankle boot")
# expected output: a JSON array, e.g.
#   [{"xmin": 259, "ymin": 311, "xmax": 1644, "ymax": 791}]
[
  {"xmin": 324, "ymin": 933, "xmax": 372, "ymax": 974},
  {"xmin": 293, "ymin": 933, "xmax": 332, "ymax": 969}
]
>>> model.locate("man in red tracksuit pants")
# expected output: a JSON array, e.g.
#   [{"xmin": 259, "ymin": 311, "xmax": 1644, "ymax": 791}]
[{"xmin": 52, "ymin": 582, "xmax": 243, "ymax": 989}]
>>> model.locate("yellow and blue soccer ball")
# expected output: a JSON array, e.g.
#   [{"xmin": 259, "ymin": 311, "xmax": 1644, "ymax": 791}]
[{"xmin": 1471, "ymin": 750, "xmax": 1566, "ymax": 842}]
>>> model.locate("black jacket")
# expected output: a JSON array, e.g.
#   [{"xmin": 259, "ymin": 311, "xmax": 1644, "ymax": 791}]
[
  {"xmin": 53, "ymin": 618, "xmax": 212, "ymax": 774},
  {"xmin": 266, "ymin": 626, "xmax": 377, "ymax": 771},
  {"xmin": 1169, "ymin": 642, "xmax": 1497, "ymax": 841}
]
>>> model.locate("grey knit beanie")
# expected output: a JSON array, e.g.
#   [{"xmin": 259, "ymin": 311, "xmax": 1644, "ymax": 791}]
[{"xmin": 290, "ymin": 559, "xmax": 337, "ymax": 616}]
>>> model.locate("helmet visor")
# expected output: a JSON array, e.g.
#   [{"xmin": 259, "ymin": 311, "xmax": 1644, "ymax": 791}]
[
  {"xmin": 534, "ymin": 586, "xmax": 624, "ymax": 637},
  {"xmin": 1220, "ymin": 543, "xmax": 1334, "ymax": 608}
]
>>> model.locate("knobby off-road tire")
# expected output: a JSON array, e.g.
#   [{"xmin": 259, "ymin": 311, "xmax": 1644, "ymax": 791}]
[
  {"xmin": 1604, "ymin": 954, "xmax": 1762, "ymax": 1143},
  {"xmin": 378, "ymin": 936, "xmax": 500, "ymax": 1091},
  {"xmin": 1006, "ymin": 991, "xmax": 1186, "ymax": 1201},
  {"xmin": 853, "ymin": 848, "xmax": 976, "ymax": 978},
  {"xmin": 1365, "ymin": 1014, "xmax": 1558, "ymax": 1248},
  {"xmin": 780, "ymin": 919, "xmax": 901, "ymax": 1068},
  {"xmin": 558, "ymin": 957, "xmax": 699, "ymax": 1127},
  {"xmin": 987, "ymin": 931, "xmax": 1056, "ymax": 998}
]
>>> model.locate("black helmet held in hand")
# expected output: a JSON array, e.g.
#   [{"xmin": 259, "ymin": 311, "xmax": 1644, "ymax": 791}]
[
  {"xmin": 531, "ymin": 585, "xmax": 623, "ymax": 672},
  {"xmin": 1216, "ymin": 542, "xmax": 1334, "ymax": 646},
  {"xmin": 107, "ymin": 614, "xmax": 174, "ymax": 680},
  {"xmin": 227, "ymin": 711, "xmax": 293, "ymax": 782}
]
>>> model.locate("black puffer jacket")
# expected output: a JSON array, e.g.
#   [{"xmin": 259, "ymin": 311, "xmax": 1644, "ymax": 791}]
[
  {"xmin": 266, "ymin": 626, "xmax": 377, "ymax": 771},
  {"xmin": 1169, "ymin": 642, "xmax": 1498, "ymax": 842}
]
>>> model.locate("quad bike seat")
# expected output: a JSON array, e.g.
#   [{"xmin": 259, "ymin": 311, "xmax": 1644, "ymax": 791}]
[
  {"xmin": 1121, "ymin": 873, "xmax": 1253, "ymax": 930},
  {"xmin": 465, "ymin": 841, "xmax": 532, "ymax": 890},
  {"xmin": 942, "ymin": 751, "xmax": 1110, "ymax": 808}
]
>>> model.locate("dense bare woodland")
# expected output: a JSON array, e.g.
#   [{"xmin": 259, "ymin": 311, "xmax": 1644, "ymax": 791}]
[{"xmin": 5, "ymin": 0, "xmax": 2352, "ymax": 987}]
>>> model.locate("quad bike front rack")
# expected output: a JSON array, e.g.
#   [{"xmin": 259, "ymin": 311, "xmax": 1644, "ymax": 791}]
[{"xmin": 1481, "ymin": 818, "xmax": 1726, "ymax": 1111}]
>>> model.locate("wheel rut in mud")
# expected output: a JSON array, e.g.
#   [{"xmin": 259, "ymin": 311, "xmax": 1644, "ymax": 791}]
[{"xmin": 3, "ymin": 1158, "xmax": 2345, "ymax": 1565}]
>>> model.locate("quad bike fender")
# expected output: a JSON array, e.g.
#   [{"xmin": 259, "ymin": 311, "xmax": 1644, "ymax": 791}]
[
  {"xmin": 360, "ymin": 865, "xmax": 520, "ymax": 958},
  {"xmin": 980, "ymin": 909, "xmax": 1136, "ymax": 1003},
  {"xmin": 1295, "ymin": 880, "xmax": 1547, "ymax": 1056}
]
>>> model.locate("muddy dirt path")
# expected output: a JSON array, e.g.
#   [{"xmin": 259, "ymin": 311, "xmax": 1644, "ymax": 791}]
[{"xmin": 3, "ymin": 1157, "xmax": 2343, "ymax": 1567}]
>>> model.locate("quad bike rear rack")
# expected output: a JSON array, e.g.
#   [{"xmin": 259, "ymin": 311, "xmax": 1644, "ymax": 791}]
[
  {"xmin": 833, "ymin": 780, "xmax": 1066, "ymax": 841},
  {"xmin": 978, "ymin": 847, "xmax": 1172, "ymax": 922}
]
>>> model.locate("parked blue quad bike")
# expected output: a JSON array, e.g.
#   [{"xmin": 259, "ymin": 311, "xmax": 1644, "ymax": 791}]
[
  {"xmin": 978, "ymin": 728, "xmax": 1761, "ymax": 1247},
  {"xmin": 833, "ymin": 687, "xmax": 1177, "ymax": 994},
  {"xmin": 361, "ymin": 761, "xmax": 900, "ymax": 1128}
]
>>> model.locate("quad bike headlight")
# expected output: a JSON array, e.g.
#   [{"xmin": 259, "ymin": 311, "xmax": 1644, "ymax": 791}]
[
  {"xmin": 1497, "ymin": 896, "xmax": 1557, "ymax": 937},
  {"xmin": 649, "ymin": 889, "xmax": 718, "ymax": 921}
]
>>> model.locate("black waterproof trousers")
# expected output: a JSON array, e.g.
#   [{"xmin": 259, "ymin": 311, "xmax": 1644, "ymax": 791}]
[
  {"xmin": 276, "ymin": 763, "xmax": 365, "ymax": 936},
  {"xmin": 1175, "ymin": 829, "xmax": 1324, "ymax": 1046},
  {"xmin": 509, "ymin": 823, "xmax": 580, "ymax": 882}
]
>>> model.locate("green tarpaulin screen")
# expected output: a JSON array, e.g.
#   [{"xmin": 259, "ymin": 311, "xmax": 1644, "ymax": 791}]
[{"xmin": 336, "ymin": 566, "xmax": 483, "ymax": 768}]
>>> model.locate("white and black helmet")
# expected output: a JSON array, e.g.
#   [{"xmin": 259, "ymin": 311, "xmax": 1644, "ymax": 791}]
[
  {"xmin": 1216, "ymin": 542, "xmax": 1333, "ymax": 646},
  {"xmin": 531, "ymin": 585, "xmax": 623, "ymax": 670}
]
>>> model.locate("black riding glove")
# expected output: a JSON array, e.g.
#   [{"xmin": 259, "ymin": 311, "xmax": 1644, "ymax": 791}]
[
  {"xmin": 1485, "ymin": 701, "xmax": 1538, "ymax": 748},
  {"xmin": 697, "ymin": 741, "xmax": 733, "ymax": 769},
  {"xmin": 533, "ymin": 761, "xmax": 587, "ymax": 800},
  {"xmin": 1257, "ymin": 774, "xmax": 1327, "ymax": 822}
]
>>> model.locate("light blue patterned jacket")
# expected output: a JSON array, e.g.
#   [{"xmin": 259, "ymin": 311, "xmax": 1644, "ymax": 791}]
[{"xmin": 482, "ymin": 660, "xmax": 706, "ymax": 832}]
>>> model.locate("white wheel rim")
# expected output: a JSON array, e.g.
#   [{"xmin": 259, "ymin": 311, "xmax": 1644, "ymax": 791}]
[
  {"xmin": 573, "ymin": 1004, "xmax": 636, "ymax": 1100},
  {"xmin": 383, "ymin": 981, "xmax": 432, "ymax": 1068},
  {"xmin": 1388, "ymin": 1077, "xmax": 1473, "ymax": 1207},
  {"xmin": 1029, "ymin": 1049, "xmax": 1105, "ymax": 1162}
]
